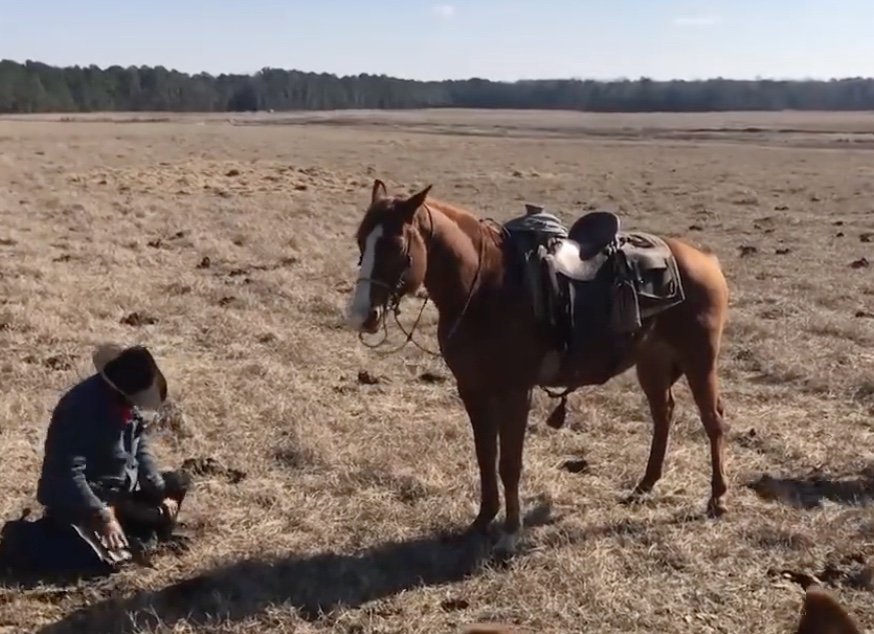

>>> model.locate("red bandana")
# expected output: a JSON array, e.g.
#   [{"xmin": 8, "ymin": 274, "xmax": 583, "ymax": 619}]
[{"xmin": 112, "ymin": 401, "xmax": 134, "ymax": 426}]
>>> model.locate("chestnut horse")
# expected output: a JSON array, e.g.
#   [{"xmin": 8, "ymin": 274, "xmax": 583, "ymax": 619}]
[{"xmin": 346, "ymin": 180, "xmax": 729, "ymax": 552}]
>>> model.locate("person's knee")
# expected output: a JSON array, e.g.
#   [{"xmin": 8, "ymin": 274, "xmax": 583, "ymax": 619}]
[{"xmin": 161, "ymin": 470, "xmax": 192, "ymax": 501}]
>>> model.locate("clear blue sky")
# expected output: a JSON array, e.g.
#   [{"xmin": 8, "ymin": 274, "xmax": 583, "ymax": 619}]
[{"xmin": 1, "ymin": 0, "xmax": 872, "ymax": 81}]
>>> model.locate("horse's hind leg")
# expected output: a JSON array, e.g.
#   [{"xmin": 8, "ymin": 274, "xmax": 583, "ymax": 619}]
[
  {"xmin": 632, "ymin": 340, "xmax": 682, "ymax": 498},
  {"xmin": 681, "ymin": 345, "xmax": 728, "ymax": 517}
]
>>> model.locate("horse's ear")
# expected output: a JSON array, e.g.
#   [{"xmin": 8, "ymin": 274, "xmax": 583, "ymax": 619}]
[
  {"xmin": 371, "ymin": 179, "xmax": 388, "ymax": 204},
  {"xmin": 796, "ymin": 585, "xmax": 862, "ymax": 634},
  {"xmin": 400, "ymin": 184, "xmax": 432, "ymax": 220}
]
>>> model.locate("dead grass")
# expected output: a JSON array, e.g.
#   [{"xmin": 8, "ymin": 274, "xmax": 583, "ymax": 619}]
[{"xmin": 0, "ymin": 110, "xmax": 873, "ymax": 633}]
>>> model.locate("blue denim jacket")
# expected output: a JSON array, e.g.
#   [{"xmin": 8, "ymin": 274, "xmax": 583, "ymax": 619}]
[{"xmin": 37, "ymin": 373, "xmax": 166, "ymax": 520}]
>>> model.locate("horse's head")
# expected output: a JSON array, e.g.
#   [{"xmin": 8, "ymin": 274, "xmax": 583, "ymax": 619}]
[{"xmin": 345, "ymin": 179, "xmax": 432, "ymax": 333}]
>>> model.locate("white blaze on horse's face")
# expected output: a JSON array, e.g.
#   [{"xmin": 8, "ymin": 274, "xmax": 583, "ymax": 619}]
[{"xmin": 346, "ymin": 224, "xmax": 384, "ymax": 330}]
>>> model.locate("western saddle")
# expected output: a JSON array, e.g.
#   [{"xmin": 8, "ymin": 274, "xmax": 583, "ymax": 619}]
[
  {"xmin": 547, "ymin": 210, "xmax": 621, "ymax": 281},
  {"xmin": 503, "ymin": 203, "xmax": 685, "ymax": 358}
]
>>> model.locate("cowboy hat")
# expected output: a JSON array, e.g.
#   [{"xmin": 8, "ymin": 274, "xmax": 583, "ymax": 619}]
[{"xmin": 92, "ymin": 343, "xmax": 167, "ymax": 414}]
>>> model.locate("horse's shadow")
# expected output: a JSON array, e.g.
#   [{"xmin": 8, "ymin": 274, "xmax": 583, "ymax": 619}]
[
  {"xmin": 748, "ymin": 466, "xmax": 874, "ymax": 509},
  {"xmin": 38, "ymin": 504, "xmax": 556, "ymax": 633}
]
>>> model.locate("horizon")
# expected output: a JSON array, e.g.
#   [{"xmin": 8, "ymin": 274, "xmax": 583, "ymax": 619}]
[
  {"xmin": 1, "ymin": 1, "xmax": 873, "ymax": 83},
  {"xmin": 3, "ymin": 56, "xmax": 874, "ymax": 84},
  {"xmin": 0, "ymin": 58, "xmax": 874, "ymax": 83}
]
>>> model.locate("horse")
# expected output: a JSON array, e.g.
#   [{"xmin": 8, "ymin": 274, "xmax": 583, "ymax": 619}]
[{"xmin": 345, "ymin": 179, "xmax": 730, "ymax": 553}]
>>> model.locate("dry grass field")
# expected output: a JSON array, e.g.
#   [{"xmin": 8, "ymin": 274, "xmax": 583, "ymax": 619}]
[{"xmin": 1, "ymin": 109, "xmax": 873, "ymax": 633}]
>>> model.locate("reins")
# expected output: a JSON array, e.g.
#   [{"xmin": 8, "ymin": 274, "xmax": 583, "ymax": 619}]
[{"xmin": 357, "ymin": 203, "xmax": 488, "ymax": 358}]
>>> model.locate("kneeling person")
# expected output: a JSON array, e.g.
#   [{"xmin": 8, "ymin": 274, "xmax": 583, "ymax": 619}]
[{"xmin": 31, "ymin": 344, "xmax": 189, "ymax": 572}]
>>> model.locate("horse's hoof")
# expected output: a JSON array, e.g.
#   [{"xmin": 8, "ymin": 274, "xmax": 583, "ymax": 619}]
[
  {"xmin": 466, "ymin": 517, "xmax": 496, "ymax": 537},
  {"xmin": 493, "ymin": 530, "xmax": 520, "ymax": 557},
  {"xmin": 621, "ymin": 494, "xmax": 641, "ymax": 506},
  {"xmin": 707, "ymin": 498, "xmax": 728, "ymax": 518},
  {"xmin": 622, "ymin": 486, "xmax": 652, "ymax": 506}
]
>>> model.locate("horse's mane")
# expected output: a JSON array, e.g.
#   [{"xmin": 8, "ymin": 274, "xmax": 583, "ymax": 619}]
[
  {"xmin": 423, "ymin": 197, "xmax": 502, "ymax": 244},
  {"xmin": 424, "ymin": 197, "xmax": 480, "ymax": 224}
]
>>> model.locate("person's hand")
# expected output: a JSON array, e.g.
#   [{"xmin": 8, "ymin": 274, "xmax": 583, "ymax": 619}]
[
  {"xmin": 96, "ymin": 508, "xmax": 128, "ymax": 552},
  {"xmin": 160, "ymin": 498, "xmax": 179, "ymax": 520}
]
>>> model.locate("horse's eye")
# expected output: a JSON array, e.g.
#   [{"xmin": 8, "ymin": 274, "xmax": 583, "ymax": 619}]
[{"xmin": 357, "ymin": 253, "xmax": 363, "ymax": 266}]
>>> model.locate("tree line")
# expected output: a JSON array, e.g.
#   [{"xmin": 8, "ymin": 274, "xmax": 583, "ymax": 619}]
[{"xmin": 2, "ymin": 59, "xmax": 873, "ymax": 113}]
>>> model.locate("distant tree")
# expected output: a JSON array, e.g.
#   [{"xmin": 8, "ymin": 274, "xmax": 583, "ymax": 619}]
[
  {"xmin": 0, "ymin": 58, "xmax": 872, "ymax": 114},
  {"xmin": 228, "ymin": 81, "xmax": 261, "ymax": 112}
]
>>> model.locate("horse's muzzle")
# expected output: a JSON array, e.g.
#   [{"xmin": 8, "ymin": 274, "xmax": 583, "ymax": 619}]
[
  {"xmin": 361, "ymin": 307, "xmax": 382, "ymax": 334},
  {"xmin": 346, "ymin": 305, "xmax": 382, "ymax": 334}
]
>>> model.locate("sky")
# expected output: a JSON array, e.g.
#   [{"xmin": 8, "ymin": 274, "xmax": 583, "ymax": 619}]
[{"xmin": 1, "ymin": 0, "xmax": 872, "ymax": 82}]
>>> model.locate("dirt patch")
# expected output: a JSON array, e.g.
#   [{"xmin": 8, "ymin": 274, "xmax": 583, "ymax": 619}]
[
  {"xmin": 748, "ymin": 468, "xmax": 874, "ymax": 509},
  {"xmin": 180, "ymin": 457, "xmax": 247, "ymax": 484}
]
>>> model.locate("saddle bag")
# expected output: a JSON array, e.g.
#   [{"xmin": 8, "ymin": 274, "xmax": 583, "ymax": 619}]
[
  {"xmin": 607, "ymin": 249, "xmax": 642, "ymax": 335},
  {"xmin": 610, "ymin": 278, "xmax": 642, "ymax": 334}
]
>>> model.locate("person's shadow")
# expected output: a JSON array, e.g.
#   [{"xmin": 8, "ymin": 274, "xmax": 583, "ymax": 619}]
[{"xmin": 39, "ymin": 503, "xmax": 558, "ymax": 633}]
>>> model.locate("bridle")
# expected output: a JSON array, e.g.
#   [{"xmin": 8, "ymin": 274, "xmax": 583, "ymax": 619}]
[{"xmin": 356, "ymin": 203, "xmax": 486, "ymax": 357}]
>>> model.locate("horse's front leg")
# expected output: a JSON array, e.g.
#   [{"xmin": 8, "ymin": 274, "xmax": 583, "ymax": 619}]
[
  {"xmin": 458, "ymin": 384, "xmax": 499, "ymax": 535},
  {"xmin": 495, "ymin": 387, "xmax": 532, "ymax": 555}
]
